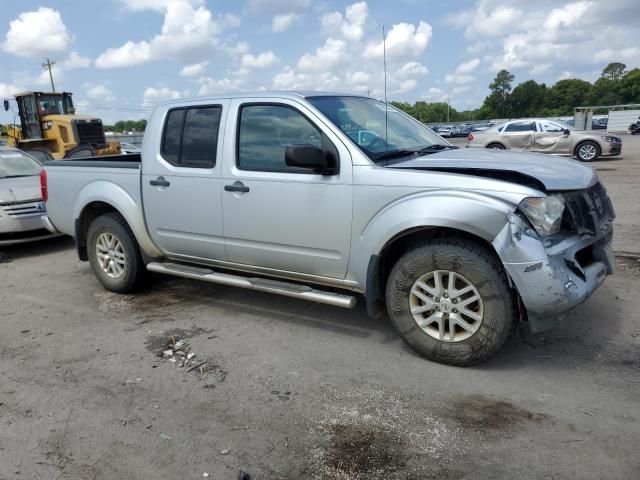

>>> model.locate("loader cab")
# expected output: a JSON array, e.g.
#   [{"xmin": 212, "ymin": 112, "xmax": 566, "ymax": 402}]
[{"xmin": 12, "ymin": 92, "xmax": 75, "ymax": 140}]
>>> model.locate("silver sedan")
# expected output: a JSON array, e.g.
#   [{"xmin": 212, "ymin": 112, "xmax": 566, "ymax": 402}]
[{"xmin": 0, "ymin": 147, "xmax": 61, "ymax": 246}]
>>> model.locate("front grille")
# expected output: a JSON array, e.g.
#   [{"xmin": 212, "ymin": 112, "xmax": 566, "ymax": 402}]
[
  {"xmin": 0, "ymin": 199, "xmax": 46, "ymax": 218},
  {"xmin": 74, "ymin": 119, "xmax": 106, "ymax": 147},
  {"xmin": 563, "ymin": 182, "xmax": 615, "ymax": 235}
]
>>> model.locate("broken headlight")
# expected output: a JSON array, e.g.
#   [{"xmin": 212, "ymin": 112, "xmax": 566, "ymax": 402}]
[{"xmin": 518, "ymin": 195, "xmax": 565, "ymax": 236}]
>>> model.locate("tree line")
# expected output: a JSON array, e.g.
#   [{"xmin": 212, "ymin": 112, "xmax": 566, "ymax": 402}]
[
  {"xmin": 392, "ymin": 62, "xmax": 640, "ymax": 123},
  {"xmin": 104, "ymin": 119, "xmax": 147, "ymax": 132}
]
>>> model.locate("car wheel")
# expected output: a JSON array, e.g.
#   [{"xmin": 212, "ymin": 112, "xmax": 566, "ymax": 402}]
[
  {"xmin": 87, "ymin": 212, "xmax": 147, "ymax": 293},
  {"xmin": 487, "ymin": 143, "xmax": 505, "ymax": 149},
  {"xmin": 385, "ymin": 238, "xmax": 516, "ymax": 366},
  {"xmin": 575, "ymin": 141, "xmax": 600, "ymax": 162}
]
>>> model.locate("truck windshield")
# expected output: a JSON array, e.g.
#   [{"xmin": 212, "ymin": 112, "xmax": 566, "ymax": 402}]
[
  {"xmin": 0, "ymin": 150, "xmax": 42, "ymax": 178},
  {"xmin": 307, "ymin": 96, "xmax": 447, "ymax": 161},
  {"xmin": 38, "ymin": 95, "xmax": 70, "ymax": 115}
]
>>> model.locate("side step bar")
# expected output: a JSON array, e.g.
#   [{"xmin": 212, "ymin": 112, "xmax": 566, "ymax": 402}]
[{"xmin": 146, "ymin": 262, "xmax": 357, "ymax": 309}]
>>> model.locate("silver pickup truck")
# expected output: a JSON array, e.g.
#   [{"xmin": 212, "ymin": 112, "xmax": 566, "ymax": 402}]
[{"xmin": 42, "ymin": 92, "xmax": 615, "ymax": 366}]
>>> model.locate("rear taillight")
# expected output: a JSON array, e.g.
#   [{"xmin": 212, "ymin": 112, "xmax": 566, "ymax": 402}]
[
  {"xmin": 40, "ymin": 168, "xmax": 48, "ymax": 202},
  {"xmin": 467, "ymin": 133, "xmax": 474, "ymax": 141}
]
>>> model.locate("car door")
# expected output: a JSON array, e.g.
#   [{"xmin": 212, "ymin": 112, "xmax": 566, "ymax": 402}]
[
  {"xmin": 142, "ymin": 100, "xmax": 230, "ymax": 261},
  {"xmin": 533, "ymin": 120, "xmax": 572, "ymax": 154},
  {"xmin": 500, "ymin": 121, "xmax": 535, "ymax": 149},
  {"xmin": 220, "ymin": 98, "xmax": 353, "ymax": 279}
]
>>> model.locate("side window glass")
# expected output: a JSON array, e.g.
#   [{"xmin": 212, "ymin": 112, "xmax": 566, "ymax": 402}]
[
  {"xmin": 181, "ymin": 107, "xmax": 222, "ymax": 167},
  {"xmin": 162, "ymin": 109, "xmax": 184, "ymax": 164},
  {"xmin": 505, "ymin": 122, "xmax": 534, "ymax": 132},
  {"xmin": 161, "ymin": 106, "xmax": 221, "ymax": 168},
  {"xmin": 542, "ymin": 121, "xmax": 564, "ymax": 133},
  {"xmin": 237, "ymin": 104, "xmax": 324, "ymax": 173}
]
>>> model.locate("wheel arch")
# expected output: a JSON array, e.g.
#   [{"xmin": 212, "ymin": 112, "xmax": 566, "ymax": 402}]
[
  {"xmin": 486, "ymin": 141, "xmax": 507, "ymax": 149},
  {"xmin": 74, "ymin": 181, "xmax": 162, "ymax": 261},
  {"xmin": 355, "ymin": 191, "xmax": 515, "ymax": 318}
]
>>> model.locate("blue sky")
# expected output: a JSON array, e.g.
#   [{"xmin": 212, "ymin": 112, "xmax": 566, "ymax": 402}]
[{"xmin": 1, "ymin": 0, "xmax": 639, "ymax": 123}]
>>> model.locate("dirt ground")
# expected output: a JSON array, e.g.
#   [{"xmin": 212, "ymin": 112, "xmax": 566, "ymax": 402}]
[{"xmin": 1, "ymin": 135, "xmax": 639, "ymax": 480}]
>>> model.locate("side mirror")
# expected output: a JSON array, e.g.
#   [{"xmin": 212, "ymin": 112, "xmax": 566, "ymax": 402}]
[
  {"xmin": 285, "ymin": 144, "xmax": 335, "ymax": 174},
  {"xmin": 3, "ymin": 100, "xmax": 9, "ymax": 112},
  {"xmin": 562, "ymin": 129, "xmax": 570, "ymax": 136}
]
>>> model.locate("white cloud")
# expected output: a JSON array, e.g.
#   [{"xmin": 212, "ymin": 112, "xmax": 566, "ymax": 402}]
[
  {"xmin": 180, "ymin": 61, "xmax": 209, "ymax": 77},
  {"xmin": 197, "ymin": 76, "xmax": 244, "ymax": 95},
  {"xmin": 85, "ymin": 84, "xmax": 115, "ymax": 101},
  {"xmin": 391, "ymin": 79, "xmax": 418, "ymax": 94},
  {"xmin": 0, "ymin": 82, "xmax": 23, "ymax": 99},
  {"xmin": 3, "ymin": 7, "xmax": 72, "ymax": 58},
  {"xmin": 363, "ymin": 21, "xmax": 432, "ymax": 60},
  {"xmin": 220, "ymin": 13, "xmax": 241, "ymax": 29},
  {"xmin": 96, "ymin": 41, "xmax": 152, "ymax": 69},
  {"xmin": 241, "ymin": 51, "xmax": 279, "ymax": 69},
  {"xmin": 593, "ymin": 47, "xmax": 640, "ymax": 63},
  {"xmin": 348, "ymin": 71, "xmax": 370, "ymax": 85},
  {"xmin": 321, "ymin": 2, "xmax": 369, "ymax": 41},
  {"xmin": 424, "ymin": 87, "xmax": 447, "ymax": 102},
  {"xmin": 272, "ymin": 13, "xmax": 298, "ymax": 32},
  {"xmin": 96, "ymin": 0, "xmax": 219, "ymax": 68},
  {"xmin": 397, "ymin": 62, "xmax": 429, "ymax": 78},
  {"xmin": 445, "ymin": 73, "xmax": 475, "ymax": 85},
  {"xmin": 456, "ymin": 58, "xmax": 480, "ymax": 74},
  {"xmin": 62, "ymin": 51, "xmax": 91, "ymax": 69},
  {"xmin": 142, "ymin": 86, "xmax": 184, "ymax": 106},
  {"xmin": 298, "ymin": 38, "xmax": 347, "ymax": 72},
  {"xmin": 273, "ymin": 67, "xmax": 308, "ymax": 90}
]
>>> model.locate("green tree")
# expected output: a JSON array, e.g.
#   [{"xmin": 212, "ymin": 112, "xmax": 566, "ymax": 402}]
[
  {"xmin": 510, "ymin": 80, "xmax": 547, "ymax": 117},
  {"xmin": 588, "ymin": 77, "xmax": 621, "ymax": 105},
  {"xmin": 601, "ymin": 62, "xmax": 626, "ymax": 81},
  {"xmin": 620, "ymin": 68, "xmax": 640, "ymax": 103},
  {"xmin": 484, "ymin": 69, "xmax": 515, "ymax": 117},
  {"xmin": 545, "ymin": 79, "xmax": 592, "ymax": 115}
]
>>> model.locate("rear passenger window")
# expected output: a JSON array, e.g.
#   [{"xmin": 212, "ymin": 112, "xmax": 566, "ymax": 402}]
[
  {"xmin": 505, "ymin": 122, "xmax": 535, "ymax": 132},
  {"xmin": 161, "ymin": 106, "xmax": 222, "ymax": 168}
]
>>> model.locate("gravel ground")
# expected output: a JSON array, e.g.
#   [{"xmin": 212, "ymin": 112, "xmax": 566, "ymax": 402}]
[{"xmin": 1, "ymin": 135, "xmax": 639, "ymax": 480}]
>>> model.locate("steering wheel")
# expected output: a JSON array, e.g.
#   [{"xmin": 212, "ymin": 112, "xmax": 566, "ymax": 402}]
[{"xmin": 364, "ymin": 135, "xmax": 388, "ymax": 151}]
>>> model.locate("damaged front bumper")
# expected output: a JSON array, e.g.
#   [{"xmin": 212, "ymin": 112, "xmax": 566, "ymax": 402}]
[{"xmin": 493, "ymin": 213, "xmax": 614, "ymax": 332}]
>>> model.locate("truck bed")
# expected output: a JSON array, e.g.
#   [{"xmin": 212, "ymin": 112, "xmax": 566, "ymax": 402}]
[{"xmin": 44, "ymin": 154, "xmax": 143, "ymax": 239}]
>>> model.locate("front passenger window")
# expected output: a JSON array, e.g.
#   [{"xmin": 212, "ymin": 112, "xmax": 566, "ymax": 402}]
[{"xmin": 237, "ymin": 104, "xmax": 326, "ymax": 173}]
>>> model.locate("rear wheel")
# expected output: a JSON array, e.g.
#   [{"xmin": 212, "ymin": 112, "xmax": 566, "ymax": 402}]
[
  {"xmin": 385, "ymin": 238, "xmax": 516, "ymax": 366},
  {"xmin": 486, "ymin": 143, "xmax": 505, "ymax": 149},
  {"xmin": 575, "ymin": 141, "xmax": 600, "ymax": 162},
  {"xmin": 87, "ymin": 213, "xmax": 147, "ymax": 293}
]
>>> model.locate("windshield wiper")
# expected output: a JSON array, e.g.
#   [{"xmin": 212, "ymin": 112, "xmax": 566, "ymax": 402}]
[
  {"xmin": 373, "ymin": 149, "xmax": 419, "ymax": 161},
  {"xmin": 416, "ymin": 144, "xmax": 458, "ymax": 155},
  {"xmin": 2, "ymin": 174, "xmax": 34, "ymax": 179}
]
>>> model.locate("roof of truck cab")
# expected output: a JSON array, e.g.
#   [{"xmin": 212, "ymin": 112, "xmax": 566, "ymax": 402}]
[{"xmin": 157, "ymin": 90, "xmax": 371, "ymax": 106}]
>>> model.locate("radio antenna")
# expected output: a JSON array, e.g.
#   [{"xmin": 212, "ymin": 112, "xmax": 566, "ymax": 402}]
[{"xmin": 383, "ymin": 25, "xmax": 388, "ymax": 148}]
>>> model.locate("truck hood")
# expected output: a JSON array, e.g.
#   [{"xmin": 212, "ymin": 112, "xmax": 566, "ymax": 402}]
[
  {"xmin": 390, "ymin": 147, "xmax": 597, "ymax": 191},
  {"xmin": 0, "ymin": 175, "xmax": 41, "ymax": 204}
]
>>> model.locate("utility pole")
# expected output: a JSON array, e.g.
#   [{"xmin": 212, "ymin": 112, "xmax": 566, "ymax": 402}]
[
  {"xmin": 446, "ymin": 97, "xmax": 450, "ymax": 122},
  {"xmin": 42, "ymin": 58, "xmax": 56, "ymax": 92}
]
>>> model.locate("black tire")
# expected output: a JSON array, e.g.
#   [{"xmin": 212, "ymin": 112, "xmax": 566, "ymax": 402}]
[
  {"xmin": 23, "ymin": 148, "xmax": 54, "ymax": 164},
  {"xmin": 64, "ymin": 144, "xmax": 95, "ymax": 159},
  {"xmin": 575, "ymin": 140, "xmax": 601, "ymax": 162},
  {"xmin": 486, "ymin": 143, "xmax": 505, "ymax": 149},
  {"xmin": 87, "ymin": 212, "xmax": 147, "ymax": 293},
  {"xmin": 385, "ymin": 238, "xmax": 516, "ymax": 366}
]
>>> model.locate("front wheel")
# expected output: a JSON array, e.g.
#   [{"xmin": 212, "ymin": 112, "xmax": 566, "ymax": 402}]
[
  {"xmin": 575, "ymin": 141, "xmax": 600, "ymax": 162},
  {"xmin": 486, "ymin": 143, "xmax": 505, "ymax": 149},
  {"xmin": 385, "ymin": 239, "xmax": 516, "ymax": 366},
  {"xmin": 87, "ymin": 213, "xmax": 147, "ymax": 293}
]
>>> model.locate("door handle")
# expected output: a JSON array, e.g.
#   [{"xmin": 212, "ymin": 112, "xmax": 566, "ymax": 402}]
[
  {"xmin": 224, "ymin": 181, "xmax": 250, "ymax": 193},
  {"xmin": 150, "ymin": 176, "xmax": 170, "ymax": 187}
]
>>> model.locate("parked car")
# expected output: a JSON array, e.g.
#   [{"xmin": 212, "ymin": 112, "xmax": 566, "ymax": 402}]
[
  {"xmin": 42, "ymin": 92, "xmax": 615, "ymax": 366},
  {"xmin": 436, "ymin": 126, "xmax": 453, "ymax": 137},
  {"xmin": 0, "ymin": 147, "xmax": 61, "ymax": 246},
  {"xmin": 592, "ymin": 118, "xmax": 608, "ymax": 130},
  {"xmin": 454, "ymin": 125, "xmax": 473, "ymax": 137},
  {"xmin": 466, "ymin": 118, "xmax": 622, "ymax": 161},
  {"xmin": 471, "ymin": 123, "xmax": 492, "ymax": 132},
  {"xmin": 120, "ymin": 142, "xmax": 142, "ymax": 154}
]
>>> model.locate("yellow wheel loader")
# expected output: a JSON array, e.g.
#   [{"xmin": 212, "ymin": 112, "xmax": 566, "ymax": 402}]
[{"xmin": 3, "ymin": 91, "xmax": 120, "ymax": 160}]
